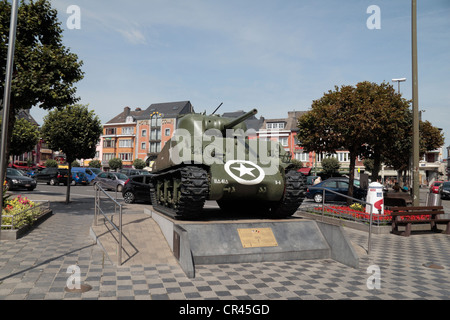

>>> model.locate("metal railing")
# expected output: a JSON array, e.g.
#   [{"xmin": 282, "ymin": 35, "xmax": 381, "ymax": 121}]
[
  {"xmin": 1, "ymin": 200, "xmax": 50, "ymax": 229},
  {"xmin": 304, "ymin": 187, "xmax": 374, "ymax": 255},
  {"xmin": 94, "ymin": 183, "xmax": 123, "ymax": 265}
]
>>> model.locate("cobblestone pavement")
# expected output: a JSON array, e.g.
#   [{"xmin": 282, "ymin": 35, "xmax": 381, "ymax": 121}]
[{"xmin": 1, "ymin": 195, "xmax": 450, "ymax": 302}]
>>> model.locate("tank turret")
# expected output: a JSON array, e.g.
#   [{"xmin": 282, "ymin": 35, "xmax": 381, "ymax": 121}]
[{"xmin": 150, "ymin": 108, "xmax": 306, "ymax": 219}]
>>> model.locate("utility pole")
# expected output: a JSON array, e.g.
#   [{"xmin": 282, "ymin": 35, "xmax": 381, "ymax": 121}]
[
  {"xmin": 0, "ymin": 0, "xmax": 19, "ymax": 237},
  {"xmin": 411, "ymin": 0, "xmax": 420, "ymax": 206}
]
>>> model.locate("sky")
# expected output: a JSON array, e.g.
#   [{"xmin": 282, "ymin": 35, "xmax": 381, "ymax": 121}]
[{"xmin": 29, "ymin": 0, "xmax": 450, "ymax": 157}]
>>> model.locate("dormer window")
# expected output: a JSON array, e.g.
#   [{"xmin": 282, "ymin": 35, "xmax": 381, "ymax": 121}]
[
  {"xmin": 126, "ymin": 116, "xmax": 133, "ymax": 123},
  {"xmin": 267, "ymin": 122, "xmax": 285, "ymax": 129}
]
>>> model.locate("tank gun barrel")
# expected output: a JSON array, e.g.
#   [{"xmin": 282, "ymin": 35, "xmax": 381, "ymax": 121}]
[{"xmin": 223, "ymin": 108, "xmax": 258, "ymax": 131}]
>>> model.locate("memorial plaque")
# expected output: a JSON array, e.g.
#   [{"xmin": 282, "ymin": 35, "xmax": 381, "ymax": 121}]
[{"xmin": 237, "ymin": 228, "xmax": 278, "ymax": 248}]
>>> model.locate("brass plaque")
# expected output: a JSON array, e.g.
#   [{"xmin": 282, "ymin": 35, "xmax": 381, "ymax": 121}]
[{"xmin": 237, "ymin": 228, "xmax": 278, "ymax": 248}]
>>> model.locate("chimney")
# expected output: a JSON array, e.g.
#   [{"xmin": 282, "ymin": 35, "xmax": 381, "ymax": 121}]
[{"xmin": 124, "ymin": 106, "xmax": 130, "ymax": 116}]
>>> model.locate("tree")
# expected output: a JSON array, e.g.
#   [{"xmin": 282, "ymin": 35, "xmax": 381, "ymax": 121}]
[
  {"xmin": 40, "ymin": 104, "xmax": 102, "ymax": 203},
  {"xmin": 297, "ymin": 84, "xmax": 369, "ymax": 202},
  {"xmin": 109, "ymin": 158, "xmax": 122, "ymax": 171},
  {"xmin": 88, "ymin": 160, "xmax": 101, "ymax": 168},
  {"xmin": 0, "ymin": 0, "xmax": 83, "ymax": 173},
  {"xmin": 0, "ymin": 116, "xmax": 39, "ymax": 157},
  {"xmin": 321, "ymin": 157, "xmax": 340, "ymax": 177},
  {"xmin": 133, "ymin": 158, "xmax": 146, "ymax": 169}
]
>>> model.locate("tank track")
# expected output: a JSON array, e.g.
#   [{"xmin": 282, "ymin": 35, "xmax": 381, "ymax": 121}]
[
  {"xmin": 149, "ymin": 166, "xmax": 209, "ymax": 219},
  {"xmin": 268, "ymin": 170, "xmax": 306, "ymax": 218}
]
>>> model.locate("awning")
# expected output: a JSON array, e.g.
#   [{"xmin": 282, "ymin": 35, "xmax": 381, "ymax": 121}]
[{"xmin": 298, "ymin": 167, "xmax": 312, "ymax": 175}]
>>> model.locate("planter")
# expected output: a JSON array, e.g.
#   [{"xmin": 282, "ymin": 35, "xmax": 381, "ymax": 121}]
[{"xmin": 0, "ymin": 209, "xmax": 53, "ymax": 241}]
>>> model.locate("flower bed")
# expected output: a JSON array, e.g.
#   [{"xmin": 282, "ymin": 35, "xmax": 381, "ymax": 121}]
[
  {"xmin": 1, "ymin": 195, "xmax": 42, "ymax": 230},
  {"xmin": 305, "ymin": 204, "xmax": 432, "ymax": 226}
]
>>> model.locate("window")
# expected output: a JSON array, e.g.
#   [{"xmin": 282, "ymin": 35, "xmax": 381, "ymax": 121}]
[
  {"xmin": 103, "ymin": 153, "xmax": 115, "ymax": 161},
  {"xmin": 119, "ymin": 153, "xmax": 133, "ymax": 161},
  {"xmin": 105, "ymin": 128, "xmax": 116, "ymax": 135},
  {"xmin": 118, "ymin": 139, "xmax": 132, "ymax": 148},
  {"xmin": 295, "ymin": 152, "xmax": 309, "ymax": 162},
  {"xmin": 150, "ymin": 142, "xmax": 161, "ymax": 153},
  {"xmin": 150, "ymin": 129, "xmax": 161, "ymax": 140},
  {"xmin": 279, "ymin": 137, "xmax": 288, "ymax": 146},
  {"xmin": 103, "ymin": 139, "xmax": 115, "ymax": 148},
  {"xmin": 267, "ymin": 122, "xmax": 285, "ymax": 129},
  {"xmin": 141, "ymin": 129, "xmax": 147, "ymax": 137},
  {"xmin": 165, "ymin": 128, "xmax": 171, "ymax": 137},
  {"xmin": 151, "ymin": 116, "xmax": 162, "ymax": 127},
  {"xmin": 122, "ymin": 127, "xmax": 133, "ymax": 135},
  {"xmin": 141, "ymin": 142, "xmax": 146, "ymax": 150}
]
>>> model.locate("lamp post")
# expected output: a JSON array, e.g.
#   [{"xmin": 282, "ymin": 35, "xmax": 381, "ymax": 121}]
[
  {"xmin": 392, "ymin": 78, "xmax": 406, "ymax": 94},
  {"xmin": 0, "ymin": 0, "xmax": 19, "ymax": 238},
  {"xmin": 411, "ymin": 0, "xmax": 420, "ymax": 206}
]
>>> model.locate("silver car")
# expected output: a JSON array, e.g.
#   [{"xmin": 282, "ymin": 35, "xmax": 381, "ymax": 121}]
[{"xmin": 93, "ymin": 172, "xmax": 128, "ymax": 192}]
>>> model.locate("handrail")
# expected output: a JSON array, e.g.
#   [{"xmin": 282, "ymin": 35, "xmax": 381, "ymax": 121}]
[
  {"xmin": 94, "ymin": 183, "xmax": 123, "ymax": 265},
  {"xmin": 308, "ymin": 187, "xmax": 374, "ymax": 255}
]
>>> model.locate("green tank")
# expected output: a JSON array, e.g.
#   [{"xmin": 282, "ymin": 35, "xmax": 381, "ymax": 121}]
[{"xmin": 149, "ymin": 108, "xmax": 306, "ymax": 219}]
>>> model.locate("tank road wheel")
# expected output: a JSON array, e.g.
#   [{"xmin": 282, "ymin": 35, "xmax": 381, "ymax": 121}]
[
  {"xmin": 150, "ymin": 166, "xmax": 209, "ymax": 219},
  {"xmin": 268, "ymin": 170, "xmax": 306, "ymax": 218}
]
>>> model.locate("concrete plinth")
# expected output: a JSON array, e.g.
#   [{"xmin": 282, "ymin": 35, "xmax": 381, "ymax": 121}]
[{"xmin": 146, "ymin": 208, "xmax": 359, "ymax": 278}]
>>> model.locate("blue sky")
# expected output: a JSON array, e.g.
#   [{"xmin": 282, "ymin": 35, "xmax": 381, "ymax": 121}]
[{"xmin": 30, "ymin": 0, "xmax": 450, "ymax": 155}]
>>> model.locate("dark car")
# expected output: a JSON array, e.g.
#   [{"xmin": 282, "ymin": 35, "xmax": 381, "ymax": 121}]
[
  {"xmin": 34, "ymin": 167, "xmax": 71, "ymax": 186},
  {"xmin": 306, "ymin": 177, "xmax": 367, "ymax": 203},
  {"xmin": 93, "ymin": 172, "xmax": 128, "ymax": 192},
  {"xmin": 122, "ymin": 175, "xmax": 154, "ymax": 204},
  {"xmin": 5, "ymin": 168, "xmax": 37, "ymax": 191},
  {"xmin": 439, "ymin": 181, "xmax": 450, "ymax": 200},
  {"xmin": 119, "ymin": 168, "xmax": 150, "ymax": 177}
]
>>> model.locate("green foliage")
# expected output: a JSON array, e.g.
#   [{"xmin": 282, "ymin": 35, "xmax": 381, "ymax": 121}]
[
  {"xmin": 0, "ymin": 0, "xmax": 84, "ymax": 111},
  {"xmin": 72, "ymin": 160, "xmax": 80, "ymax": 167},
  {"xmin": 10, "ymin": 117, "xmax": 40, "ymax": 156},
  {"xmin": 133, "ymin": 158, "xmax": 146, "ymax": 169},
  {"xmin": 88, "ymin": 160, "xmax": 102, "ymax": 168},
  {"xmin": 44, "ymin": 159, "xmax": 58, "ymax": 167},
  {"xmin": 289, "ymin": 159, "xmax": 303, "ymax": 170},
  {"xmin": 40, "ymin": 104, "xmax": 102, "ymax": 164},
  {"xmin": 1, "ymin": 196, "xmax": 41, "ymax": 229},
  {"xmin": 321, "ymin": 157, "xmax": 340, "ymax": 176},
  {"xmin": 109, "ymin": 158, "xmax": 122, "ymax": 171}
]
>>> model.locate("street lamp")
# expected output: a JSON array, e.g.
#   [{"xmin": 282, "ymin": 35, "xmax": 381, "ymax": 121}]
[{"xmin": 392, "ymin": 78, "xmax": 407, "ymax": 94}]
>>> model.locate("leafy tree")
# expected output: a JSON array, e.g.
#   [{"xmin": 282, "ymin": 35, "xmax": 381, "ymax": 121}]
[
  {"xmin": 133, "ymin": 158, "xmax": 146, "ymax": 169},
  {"xmin": 71, "ymin": 160, "xmax": 80, "ymax": 167},
  {"xmin": 44, "ymin": 159, "xmax": 57, "ymax": 167},
  {"xmin": 88, "ymin": 160, "xmax": 101, "ymax": 168},
  {"xmin": 0, "ymin": 116, "xmax": 39, "ymax": 157},
  {"xmin": 0, "ymin": 0, "xmax": 83, "ymax": 173},
  {"xmin": 321, "ymin": 157, "xmax": 340, "ymax": 177},
  {"xmin": 40, "ymin": 104, "xmax": 102, "ymax": 203},
  {"xmin": 109, "ymin": 158, "xmax": 122, "ymax": 171}
]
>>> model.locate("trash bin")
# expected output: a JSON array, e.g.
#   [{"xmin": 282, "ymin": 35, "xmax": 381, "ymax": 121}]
[
  {"xmin": 426, "ymin": 192, "xmax": 442, "ymax": 206},
  {"xmin": 365, "ymin": 182, "xmax": 384, "ymax": 215}
]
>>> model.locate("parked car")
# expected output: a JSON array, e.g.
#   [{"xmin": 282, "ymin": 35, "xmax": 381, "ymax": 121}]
[
  {"xmin": 71, "ymin": 171, "xmax": 89, "ymax": 185},
  {"xmin": 5, "ymin": 168, "xmax": 37, "ymax": 191},
  {"xmin": 430, "ymin": 181, "xmax": 443, "ymax": 194},
  {"xmin": 306, "ymin": 175, "xmax": 320, "ymax": 186},
  {"xmin": 122, "ymin": 175, "xmax": 154, "ymax": 204},
  {"xmin": 34, "ymin": 167, "xmax": 71, "ymax": 186},
  {"xmin": 306, "ymin": 177, "xmax": 367, "ymax": 203},
  {"xmin": 119, "ymin": 168, "xmax": 150, "ymax": 177},
  {"xmin": 93, "ymin": 172, "xmax": 128, "ymax": 192},
  {"xmin": 71, "ymin": 167, "xmax": 101, "ymax": 183},
  {"xmin": 439, "ymin": 182, "xmax": 450, "ymax": 200}
]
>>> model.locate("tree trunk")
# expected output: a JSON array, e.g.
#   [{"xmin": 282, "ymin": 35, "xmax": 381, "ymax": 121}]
[
  {"xmin": 66, "ymin": 162, "xmax": 72, "ymax": 204},
  {"xmin": 371, "ymin": 152, "xmax": 382, "ymax": 182},
  {"xmin": 347, "ymin": 148, "xmax": 357, "ymax": 205}
]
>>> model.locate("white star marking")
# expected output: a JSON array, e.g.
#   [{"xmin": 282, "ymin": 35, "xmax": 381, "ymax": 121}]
[{"xmin": 231, "ymin": 163, "xmax": 256, "ymax": 178}]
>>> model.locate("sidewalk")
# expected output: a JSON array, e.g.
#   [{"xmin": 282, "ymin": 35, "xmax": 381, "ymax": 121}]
[{"xmin": 1, "ymin": 194, "xmax": 450, "ymax": 300}]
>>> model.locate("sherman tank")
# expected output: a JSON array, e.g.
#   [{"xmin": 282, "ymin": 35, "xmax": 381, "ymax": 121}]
[{"xmin": 149, "ymin": 108, "xmax": 306, "ymax": 219}]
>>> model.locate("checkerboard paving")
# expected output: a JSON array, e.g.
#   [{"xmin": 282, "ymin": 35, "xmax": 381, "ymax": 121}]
[{"xmin": 1, "ymin": 201, "xmax": 450, "ymax": 300}]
